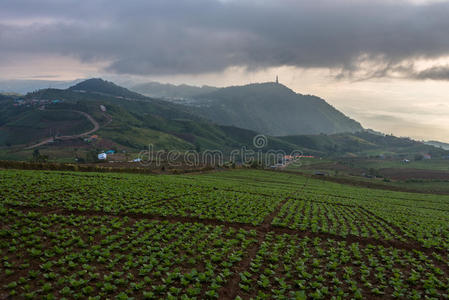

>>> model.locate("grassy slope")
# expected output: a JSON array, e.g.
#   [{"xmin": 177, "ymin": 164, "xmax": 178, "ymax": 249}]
[
  {"xmin": 279, "ymin": 131, "xmax": 448, "ymax": 157},
  {"xmin": 0, "ymin": 109, "xmax": 93, "ymax": 146},
  {"xmin": 352, "ymin": 158, "xmax": 449, "ymax": 171},
  {"xmin": 10, "ymin": 88, "xmax": 297, "ymax": 153},
  {"xmin": 1, "ymin": 81, "xmax": 447, "ymax": 163}
]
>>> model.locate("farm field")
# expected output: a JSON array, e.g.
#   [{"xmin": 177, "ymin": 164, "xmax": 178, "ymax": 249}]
[
  {"xmin": 2, "ymin": 169, "xmax": 449, "ymax": 299},
  {"xmin": 287, "ymin": 157, "xmax": 449, "ymax": 194}
]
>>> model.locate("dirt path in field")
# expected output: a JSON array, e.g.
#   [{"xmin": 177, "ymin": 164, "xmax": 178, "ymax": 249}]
[
  {"xmin": 292, "ymin": 196, "xmax": 359, "ymax": 208},
  {"xmin": 219, "ymin": 178, "xmax": 310, "ymax": 300}
]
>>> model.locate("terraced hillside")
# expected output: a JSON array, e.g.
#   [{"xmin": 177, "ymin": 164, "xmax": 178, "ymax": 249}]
[{"xmin": 1, "ymin": 169, "xmax": 449, "ymax": 299}]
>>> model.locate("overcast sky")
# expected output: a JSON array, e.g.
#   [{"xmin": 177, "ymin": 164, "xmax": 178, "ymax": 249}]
[{"xmin": 1, "ymin": 0, "xmax": 449, "ymax": 142}]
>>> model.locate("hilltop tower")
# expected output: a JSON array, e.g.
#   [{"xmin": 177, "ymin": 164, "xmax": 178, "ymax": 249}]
[{"xmin": 276, "ymin": 75, "xmax": 279, "ymax": 84}]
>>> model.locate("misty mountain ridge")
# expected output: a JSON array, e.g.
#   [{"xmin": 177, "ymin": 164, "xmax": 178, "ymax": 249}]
[
  {"xmin": 66, "ymin": 78, "xmax": 363, "ymax": 136},
  {"xmin": 0, "ymin": 79, "xmax": 83, "ymax": 94},
  {"xmin": 69, "ymin": 78, "xmax": 149, "ymax": 101},
  {"xmin": 425, "ymin": 140, "xmax": 449, "ymax": 151},
  {"xmin": 131, "ymin": 81, "xmax": 218, "ymax": 100},
  {"xmin": 0, "ymin": 78, "xmax": 446, "ymax": 161},
  {"xmin": 186, "ymin": 82, "xmax": 363, "ymax": 136}
]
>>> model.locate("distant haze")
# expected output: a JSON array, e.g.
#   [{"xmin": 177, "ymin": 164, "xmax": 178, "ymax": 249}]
[{"xmin": 1, "ymin": 0, "xmax": 449, "ymax": 142}]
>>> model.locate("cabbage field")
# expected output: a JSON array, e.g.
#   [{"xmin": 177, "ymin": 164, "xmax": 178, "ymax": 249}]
[{"xmin": 1, "ymin": 169, "xmax": 449, "ymax": 299}]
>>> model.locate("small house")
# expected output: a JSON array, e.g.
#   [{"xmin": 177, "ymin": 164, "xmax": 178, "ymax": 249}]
[{"xmin": 314, "ymin": 171, "xmax": 328, "ymax": 176}]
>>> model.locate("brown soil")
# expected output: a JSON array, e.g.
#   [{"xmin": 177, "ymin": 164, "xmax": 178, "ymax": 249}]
[
  {"xmin": 379, "ymin": 168, "xmax": 449, "ymax": 180},
  {"xmin": 309, "ymin": 172, "xmax": 449, "ymax": 194}
]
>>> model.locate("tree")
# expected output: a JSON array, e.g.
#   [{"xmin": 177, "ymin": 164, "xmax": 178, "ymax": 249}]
[
  {"xmin": 32, "ymin": 149, "xmax": 40, "ymax": 162},
  {"xmin": 32, "ymin": 149, "xmax": 49, "ymax": 162}
]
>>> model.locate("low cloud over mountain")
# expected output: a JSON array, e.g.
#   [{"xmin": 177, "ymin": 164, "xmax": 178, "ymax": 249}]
[{"xmin": 2, "ymin": 0, "xmax": 449, "ymax": 78}]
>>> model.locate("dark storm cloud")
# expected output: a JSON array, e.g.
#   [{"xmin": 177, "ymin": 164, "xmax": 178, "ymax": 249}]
[
  {"xmin": 413, "ymin": 66, "xmax": 449, "ymax": 80},
  {"xmin": 1, "ymin": 0, "xmax": 449, "ymax": 76}
]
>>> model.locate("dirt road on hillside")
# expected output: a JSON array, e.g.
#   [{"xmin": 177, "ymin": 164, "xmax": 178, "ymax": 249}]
[{"xmin": 26, "ymin": 110, "xmax": 103, "ymax": 149}]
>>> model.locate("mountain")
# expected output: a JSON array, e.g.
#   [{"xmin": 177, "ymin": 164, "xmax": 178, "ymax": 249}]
[
  {"xmin": 68, "ymin": 78, "xmax": 148, "ymax": 100},
  {"xmin": 279, "ymin": 131, "xmax": 448, "ymax": 157},
  {"xmin": 1, "ymin": 78, "xmax": 446, "ymax": 162},
  {"xmin": 185, "ymin": 82, "xmax": 363, "ymax": 136},
  {"xmin": 130, "ymin": 82, "xmax": 218, "ymax": 100},
  {"xmin": 425, "ymin": 140, "xmax": 449, "ymax": 151},
  {"xmin": 0, "ymin": 80, "xmax": 298, "ymax": 155},
  {"xmin": 131, "ymin": 82, "xmax": 218, "ymax": 100}
]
